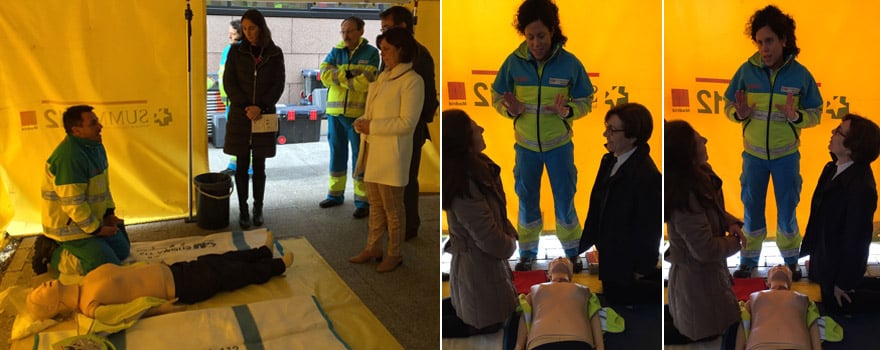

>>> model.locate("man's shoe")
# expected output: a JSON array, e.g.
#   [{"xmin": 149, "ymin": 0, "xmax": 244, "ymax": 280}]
[
  {"xmin": 319, "ymin": 199, "xmax": 342, "ymax": 208},
  {"xmin": 569, "ymin": 256, "xmax": 584, "ymax": 273},
  {"xmin": 733, "ymin": 265, "xmax": 756, "ymax": 278},
  {"xmin": 353, "ymin": 207, "xmax": 369, "ymax": 219},
  {"xmin": 514, "ymin": 257, "xmax": 536, "ymax": 271},
  {"xmin": 788, "ymin": 264, "xmax": 803, "ymax": 282},
  {"xmin": 405, "ymin": 230, "xmax": 418, "ymax": 241}
]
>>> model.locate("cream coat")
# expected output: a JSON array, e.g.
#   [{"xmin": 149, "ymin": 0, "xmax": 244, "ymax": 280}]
[{"xmin": 355, "ymin": 62, "xmax": 424, "ymax": 187}]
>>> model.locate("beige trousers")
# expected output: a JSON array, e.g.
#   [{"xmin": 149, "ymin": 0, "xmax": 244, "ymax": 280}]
[{"xmin": 364, "ymin": 182, "xmax": 405, "ymax": 257}]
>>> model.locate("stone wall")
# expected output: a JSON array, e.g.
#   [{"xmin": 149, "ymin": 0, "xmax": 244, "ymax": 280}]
[{"xmin": 206, "ymin": 15, "xmax": 382, "ymax": 106}]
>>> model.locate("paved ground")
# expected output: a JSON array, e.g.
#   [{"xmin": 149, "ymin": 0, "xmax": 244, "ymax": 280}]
[{"xmin": 0, "ymin": 136, "xmax": 441, "ymax": 350}]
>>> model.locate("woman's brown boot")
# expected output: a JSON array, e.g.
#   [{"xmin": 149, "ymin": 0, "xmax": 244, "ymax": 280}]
[
  {"xmin": 376, "ymin": 255, "xmax": 403, "ymax": 273},
  {"xmin": 349, "ymin": 248, "xmax": 383, "ymax": 264}
]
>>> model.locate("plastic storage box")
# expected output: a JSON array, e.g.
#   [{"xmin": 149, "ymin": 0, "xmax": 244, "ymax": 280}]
[
  {"xmin": 276, "ymin": 105, "xmax": 324, "ymax": 144},
  {"xmin": 211, "ymin": 113, "xmax": 226, "ymax": 148}
]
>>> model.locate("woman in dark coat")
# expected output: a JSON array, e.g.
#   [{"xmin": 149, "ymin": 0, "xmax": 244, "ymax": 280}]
[
  {"xmin": 578, "ymin": 102, "xmax": 661, "ymax": 305},
  {"xmin": 441, "ymin": 109, "xmax": 518, "ymax": 338},
  {"xmin": 800, "ymin": 113, "xmax": 880, "ymax": 314},
  {"xmin": 665, "ymin": 120, "xmax": 746, "ymax": 343},
  {"xmin": 223, "ymin": 9, "xmax": 285, "ymax": 229}
]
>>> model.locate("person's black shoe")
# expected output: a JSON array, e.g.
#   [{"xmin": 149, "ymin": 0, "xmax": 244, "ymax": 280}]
[
  {"xmin": 352, "ymin": 207, "xmax": 369, "ymax": 219},
  {"xmin": 32, "ymin": 235, "xmax": 58, "ymax": 275},
  {"xmin": 319, "ymin": 199, "xmax": 342, "ymax": 208},
  {"xmin": 788, "ymin": 264, "xmax": 803, "ymax": 282},
  {"xmin": 405, "ymin": 230, "xmax": 418, "ymax": 241},
  {"xmin": 569, "ymin": 256, "xmax": 584, "ymax": 273},
  {"xmin": 514, "ymin": 257, "xmax": 536, "ymax": 271},
  {"xmin": 239, "ymin": 213, "xmax": 251, "ymax": 229},
  {"xmin": 253, "ymin": 207, "xmax": 264, "ymax": 227},
  {"xmin": 239, "ymin": 204, "xmax": 251, "ymax": 229},
  {"xmin": 442, "ymin": 272, "xmax": 450, "ymax": 281},
  {"xmin": 733, "ymin": 265, "xmax": 756, "ymax": 278}
]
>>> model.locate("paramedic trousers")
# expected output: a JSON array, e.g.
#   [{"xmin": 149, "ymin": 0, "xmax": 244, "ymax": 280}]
[
  {"xmin": 514, "ymin": 143, "xmax": 581, "ymax": 259},
  {"xmin": 51, "ymin": 224, "xmax": 131, "ymax": 275},
  {"xmin": 739, "ymin": 151, "xmax": 802, "ymax": 267},
  {"xmin": 326, "ymin": 114, "xmax": 368, "ymax": 208}
]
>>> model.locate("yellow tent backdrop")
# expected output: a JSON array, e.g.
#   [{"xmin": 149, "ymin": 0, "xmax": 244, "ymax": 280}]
[
  {"xmin": 665, "ymin": 0, "xmax": 880, "ymax": 238},
  {"xmin": 0, "ymin": 175, "xmax": 12, "ymax": 232},
  {"xmin": 0, "ymin": 1, "xmax": 209, "ymax": 235},
  {"xmin": 441, "ymin": 0, "xmax": 663, "ymax": 231}
]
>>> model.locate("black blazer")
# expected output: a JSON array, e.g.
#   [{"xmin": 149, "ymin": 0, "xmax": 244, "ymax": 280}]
[
  {"xmin": 579, "ymin": 145, "xmax": 662, "ymax": 284},
  {"xmin": 800, "ymin": 160, "xmax": 877, "ymax": 290}
]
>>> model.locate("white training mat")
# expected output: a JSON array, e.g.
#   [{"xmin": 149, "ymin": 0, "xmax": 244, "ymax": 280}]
[
  {"xmin": 33, "ymin": 296, "xmax": 349, "ymax": 350},
  {"xmin": 128, "ymin": 228, "xmax": 274, "ymax": 264}
]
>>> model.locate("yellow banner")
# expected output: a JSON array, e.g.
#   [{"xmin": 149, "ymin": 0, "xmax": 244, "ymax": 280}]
[
  {"xmin": 665, "ymin": 0, "xmax": 880, "ymax": 235},
  {"xmin": 0, "ymin": 1, "xmax": 208, "ymax": 235},
  {"xmin": 441, "ymin": 0, "xmax": 662, "ymax": 230},
  {"xmin": 0, "ymin": 174, "xmax": 12, "ymax": 233}
]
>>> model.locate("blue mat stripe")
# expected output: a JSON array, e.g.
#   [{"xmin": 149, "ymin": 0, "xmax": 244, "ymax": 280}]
[
  {"xmin": 233, "ymin": 304, "xmax": 264, "ymax": 350},
  {"xmin": 274, "ymin": 238, "xmax": 284, "ymax": 256},
  {"xmin": 232, "ymin": 230, "xmax": 249, "ymax": 251},
  {"xmin": 312, "ymin": 295, "xmax": 352, "ymax": 350}
]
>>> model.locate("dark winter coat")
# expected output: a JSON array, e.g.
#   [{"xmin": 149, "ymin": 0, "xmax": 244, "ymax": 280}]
[
  {"xmin": 579, "ymin": 145, "xmax": 661, "ymax": 292},
  {"xmin": 222, "ymin": 40, "xmax": 286, "ymax": 158},
  {"xmin": 800, "ymin": 160, "xmax": 877, "ymax": 291},
  {"xmin": 413, "ymin": 42, "xmax": 438, "ymax": 127}
]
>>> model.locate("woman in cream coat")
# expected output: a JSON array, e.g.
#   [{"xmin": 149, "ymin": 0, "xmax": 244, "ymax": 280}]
[{"xmin": 349, "ymin": 27, "xmax": 424, "ymax": 273}]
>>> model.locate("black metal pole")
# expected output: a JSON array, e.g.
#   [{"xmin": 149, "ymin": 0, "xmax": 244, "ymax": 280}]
[
  {"xmin": 412, "ymin": 0, "xmax": 419, "ymax": 31},
  {"xmin": 185, "ymin": 0, "xmax": 195, "ymax": 223}
]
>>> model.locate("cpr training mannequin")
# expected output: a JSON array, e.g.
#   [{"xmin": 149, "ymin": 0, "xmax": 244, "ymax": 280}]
[
  {"xmin": 515, "ymin": 257, "xmax": 605, "ymax": 350},
  {"xmin": 26, "ymin": 246, "xmax": 294, "ymax": 322},
  {"xmin": 735, "ymin": 265, "xmax": 821, "ymax": 350}
]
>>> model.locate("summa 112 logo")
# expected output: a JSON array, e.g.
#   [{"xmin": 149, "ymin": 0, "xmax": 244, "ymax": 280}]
[
  {"xmin": 19, "ymin": 103, "xmax": 174, "ymax": 131},
  {"xmin": 448, "ymin": 70, "xmax": 605, "ymax": 109},
  {"xmin": 825, "ymin": 96, "xmax": 849, "ymax": 119},
  {"xmin": 670, "ymin": 77, "xmax": 843, "ymax": 118}
]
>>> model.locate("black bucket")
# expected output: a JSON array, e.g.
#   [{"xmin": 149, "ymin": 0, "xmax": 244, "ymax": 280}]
[{"xmin": 194, "ymin": 173, "xmax": 233, "ymax": 230}]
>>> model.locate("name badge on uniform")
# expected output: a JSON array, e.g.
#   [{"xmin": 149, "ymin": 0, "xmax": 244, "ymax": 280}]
[
  {"xmin": 780, "ymin": 86, "xmax": 801, "ymax": 95},
  {"xmin": 548, "ymin": 78, "xmax": 570, "ymax": 86}
]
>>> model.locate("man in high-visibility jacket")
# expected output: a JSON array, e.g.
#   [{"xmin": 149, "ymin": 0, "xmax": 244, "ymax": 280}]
[
  {"xmin": 39, "ymin": 105, "xmax": 130, "ymax": 276},
  {"xmin": 318, "ymin": 16, "xmax": 380, "ymax": 219},
  {"xmin": 724, "ymin": 5, "xmax": 822, "ymax": 281}
]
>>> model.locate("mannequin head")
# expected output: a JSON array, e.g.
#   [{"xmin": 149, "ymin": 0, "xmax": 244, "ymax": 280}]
[
  {"xmin": 548, "ymin": 257, "xmax": 573, "ymax": 282},
  {"xmin": 26, "ymin": 280, "xmax": 64, "ymax": 320},
  {"xmin": 767, "ymin": 265, "xmax": 793, "ymax": 290}
]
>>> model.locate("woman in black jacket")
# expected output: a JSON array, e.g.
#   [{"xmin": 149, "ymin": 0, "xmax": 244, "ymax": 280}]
[
  {"xmin": 800, "ymin": 113, "xmax": 880, "ymax": 314},
  {"xmin": 223, "ymin": 9, "xmax": 285, "ymax": 229},
  {"xmin": 578, "ymin": 102, "xmax": 661, "ymax": 305}
]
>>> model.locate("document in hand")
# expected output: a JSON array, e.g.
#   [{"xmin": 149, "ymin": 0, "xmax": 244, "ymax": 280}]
[{"xmin": 252, "ymin": 114, "xmax": 279, "ymax": 133}]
